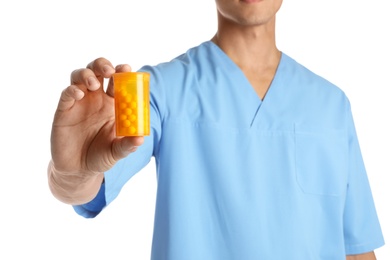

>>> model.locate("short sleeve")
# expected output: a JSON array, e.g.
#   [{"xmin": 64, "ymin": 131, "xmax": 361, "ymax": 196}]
[
  {"xmin": 103, "ymin": 65, "xmax": 165, "ymax": 206},
  {"xmin": 72, "ymin": 182, "xmax": 106, "ymax": 218},
  {"xmin": 343, "ymin": 102, "xmax": 385, "ymax": 254}
]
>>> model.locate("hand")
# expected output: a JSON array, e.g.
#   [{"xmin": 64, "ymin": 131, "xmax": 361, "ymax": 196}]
[{"xmin": 50, "ymin": 58, "xmax": 144, "ymax": 182}]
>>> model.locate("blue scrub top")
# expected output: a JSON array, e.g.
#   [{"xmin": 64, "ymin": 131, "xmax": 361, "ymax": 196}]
[{"xmin": 74, "ymin": 41, "xmax": 384, "ymax": 259}]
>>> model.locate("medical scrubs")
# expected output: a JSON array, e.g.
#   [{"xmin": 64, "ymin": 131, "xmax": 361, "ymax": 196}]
[{"xmin": 74, "ymin": 41, "xmax": 384, "ymax": 259}]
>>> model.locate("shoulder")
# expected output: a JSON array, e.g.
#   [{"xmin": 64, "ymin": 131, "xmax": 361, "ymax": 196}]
[
  {"xmin": 280, "ymin": 53, "xmax": 352, "ymax": 128},
  {"xmin": 282, "ymin": 53, "xmax": 350, "ymax": 108},
  {"xmin": 138, "ymin": 41, "xmax": 216, "ymax": 103},
  {"xmin": 136, "ymin": 42, "xmax": 213, "ymax": 117},
  {"xmin": 283, "ymin": 53, "xmax": 345, "ymax": 97},
  {"xmin": 139, "ymin": 41, "xmax": 211, "ymax": 79}
]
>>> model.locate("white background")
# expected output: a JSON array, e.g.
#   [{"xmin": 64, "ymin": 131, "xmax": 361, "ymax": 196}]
[{"xmin": 0, "ymin": 0, "xmax": 388, "ymax": 259}]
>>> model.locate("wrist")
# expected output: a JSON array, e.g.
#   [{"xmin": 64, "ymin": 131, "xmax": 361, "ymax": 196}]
[{"xmin": 47, "ymin": 160, "xmax": 104, "ymax": 205}]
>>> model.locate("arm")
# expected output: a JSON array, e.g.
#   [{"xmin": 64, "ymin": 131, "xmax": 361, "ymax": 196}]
[
  {"xmin": 346, "ymin": 251, "xmax": 376, "ymax": 260},
  {"xmin": 342, "ymin": 100, "xmax": 384, "ymax": 255},
  {"xmin": 48, "ymin": 58, "xmax": 143, "ymax": 205}
]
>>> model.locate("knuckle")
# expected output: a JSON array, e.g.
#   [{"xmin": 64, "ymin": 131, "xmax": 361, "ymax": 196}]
[
  {"xmin": 88, "ymin": 57, "xmax": 108, "ymax": 70},
  {"xmin": 70, "ymin": 68, "xmax": 94, "ymax": 84}
]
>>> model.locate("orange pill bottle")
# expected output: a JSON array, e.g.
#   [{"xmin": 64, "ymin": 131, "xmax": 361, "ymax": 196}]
[{"xmin": 112, "ymin": 72, "xmax": 150, "ymax": 136}]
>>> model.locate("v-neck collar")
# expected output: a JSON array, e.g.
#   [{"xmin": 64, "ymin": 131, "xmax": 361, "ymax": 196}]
[{"xmin": 206, "ymin": 41, "xmax": 285, "ymax": 128}]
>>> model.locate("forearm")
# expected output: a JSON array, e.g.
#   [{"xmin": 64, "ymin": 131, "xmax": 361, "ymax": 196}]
[
  {"xmin": 346, "ymin": 251, "xmax": 376, "ymax": 260},
  {"xmin": 47, "ymin": 160, "xmax": 104, "ymax": 205}
]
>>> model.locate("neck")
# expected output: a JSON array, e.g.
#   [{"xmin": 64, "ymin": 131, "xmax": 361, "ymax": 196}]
[
  {"xmin": 211, "ymin": 13, "xmax": 280, "ymax": 72},
  {"xmin": 211, "ymin": 12, "xmax": 282, "ymax": 100}
]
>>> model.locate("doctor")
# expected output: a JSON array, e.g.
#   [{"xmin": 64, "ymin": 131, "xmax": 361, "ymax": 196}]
[{"xmin": 48, "ymin": 0, "xmax": 384, "ymax": 259}]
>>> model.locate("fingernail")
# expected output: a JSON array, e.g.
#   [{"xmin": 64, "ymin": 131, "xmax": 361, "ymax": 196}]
[
  {"xmin": 73, "ymin": 88, "xmax": 84, "ymax": 99},
  {"xmin": 88, "ymin": 77, "xmax": 100, "ymax": 89},
  {"xmin": 103, "ymin": 65, "xmax": 114, "ymax": 75}
]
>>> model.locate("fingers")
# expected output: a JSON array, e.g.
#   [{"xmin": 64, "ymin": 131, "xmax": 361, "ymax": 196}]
[
  {"xmin": 111, "ymin": 136, "xmax": 144, "ymax": 161},
  {"xmin": 114, "ymin": 64, "xmax": 132, "ymax": 72},
  {"xmin": 59, "ymin": 58, "xmax": 133, "ymax": 111},
  {"xmin": 57, "ymin": 85, "xmax": 85, "ymax": 111},
  {"xmin": 70, "ymin": 57, "xmax": 116, "ymax": 92},
  {"xmin": 86, "ymin": 57, "xmax": 116, "ymax": 78},
  {"xmin": 70, "ymin": 69, "xmax": 101, "ymax": 91},
  {"xmin": 106, "ymin": 64, "xmax": 132, "ymax": 97}
]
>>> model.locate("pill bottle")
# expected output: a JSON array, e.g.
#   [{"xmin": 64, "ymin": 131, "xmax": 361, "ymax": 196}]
[{"xmin": 112, "ymin": 72, "xmax": 150, "ymax": 136}]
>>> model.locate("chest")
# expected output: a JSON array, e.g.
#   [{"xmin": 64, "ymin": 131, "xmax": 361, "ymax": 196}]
[{"xmin": 243, "ymin": 69, "xmax": 275, "ymax": 101}]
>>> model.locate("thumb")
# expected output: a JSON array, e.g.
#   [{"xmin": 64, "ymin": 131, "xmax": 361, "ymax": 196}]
[{"xmin": 112, "ymin": 136, "xmax": 145, "ymax": 161}]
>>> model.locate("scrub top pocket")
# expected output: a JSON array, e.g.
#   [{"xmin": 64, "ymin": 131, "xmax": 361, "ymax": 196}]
[{"xmin": 294, "ymin": 125, "xmax": 348, "ymax": 196}]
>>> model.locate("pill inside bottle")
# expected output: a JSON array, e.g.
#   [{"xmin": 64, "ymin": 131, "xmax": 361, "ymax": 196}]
[{"xmin": 112, "ymin": 72, "xmax": 150, "ymax": 136}]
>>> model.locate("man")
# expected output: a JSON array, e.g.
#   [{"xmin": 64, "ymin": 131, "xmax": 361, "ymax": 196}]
[{"xmin": 48, "ymin": 0, "xmax": 384, "ymax": 259}]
